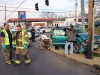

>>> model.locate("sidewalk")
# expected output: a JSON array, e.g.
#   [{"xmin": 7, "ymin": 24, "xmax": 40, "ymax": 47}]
[{"xmin": 49, "ymin": 44, "xmax": 100, "ymax": 66}]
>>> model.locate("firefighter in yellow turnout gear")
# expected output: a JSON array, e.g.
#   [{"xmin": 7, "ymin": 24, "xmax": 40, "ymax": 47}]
[
  {"xmin": 12, "ymin": 25, "xmax": 30, "ymax": 65},
  {"xmin": 39, "ymin": 35, "xmax": 51, "ymax": 50},
  {"xmin": 1, "ymin": 23, "xmax": 15, "ymax": 65}
]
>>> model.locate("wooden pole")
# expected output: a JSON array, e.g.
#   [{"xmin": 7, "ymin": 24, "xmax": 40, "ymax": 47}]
[{"xmin": 86, "ymin": 0, "xmax": 94, "ymax": 59}]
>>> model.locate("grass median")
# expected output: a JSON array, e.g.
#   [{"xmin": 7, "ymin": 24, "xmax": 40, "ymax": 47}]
[
  {"xmin": 85, "ymin": 28, "xmax": 100, "ymax": 35},
  {"xmin": 94, "ymin": 53, "xmax": 100, "ymax": 57}
]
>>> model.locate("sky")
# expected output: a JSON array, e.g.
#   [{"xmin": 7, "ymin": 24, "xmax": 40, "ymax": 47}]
[{"xmin": 0, "ymin": 0, "xmax": 88, "ymax": 24}]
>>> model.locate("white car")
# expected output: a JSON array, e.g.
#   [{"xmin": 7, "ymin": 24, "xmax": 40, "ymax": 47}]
[{"xmin": 40, "ymin": 27, "xmax": 51, "ymax": 33}]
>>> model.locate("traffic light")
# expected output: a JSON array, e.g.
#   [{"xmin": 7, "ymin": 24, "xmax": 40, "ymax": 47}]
[
  {"xmin": 45, "ymin": 0, "xmax": 49, "ymax": 6},
  {"xmin": 35, "ymin": 3, "xmax": 39, "ymax": 11}
]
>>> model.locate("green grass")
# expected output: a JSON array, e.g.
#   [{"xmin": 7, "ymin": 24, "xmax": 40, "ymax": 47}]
[
  {"xmin": 85, "ymin": 28, "xmax": 100, "ymax": 35},
  {"xmin": 94, "ymin": 53, "xmax": 100, "ymax": 57}
]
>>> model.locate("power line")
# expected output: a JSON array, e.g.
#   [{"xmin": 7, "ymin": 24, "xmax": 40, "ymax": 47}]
[
  {"xmin": 0, "ymin": 9, "xmax": 81, "ymax": 13},
  {"xmin": 0, "ymin": 6, "xmax": 35, "ymax": 9},
  {"xmin": 37, "ymin": 0, "xmax": 43, "ymax": 3},
  {"xmin": 6, "ymin": 0, "xmax": 25, "ymax": 18},
  {"xmin": 0, "ymin": 6, "xmax": 78, "ymax": 11}
]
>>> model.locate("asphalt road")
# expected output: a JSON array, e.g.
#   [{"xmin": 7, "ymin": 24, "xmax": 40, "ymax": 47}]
[{"xmin": 0, "ymin": 33, "xmax": 96, "ymax": 75}]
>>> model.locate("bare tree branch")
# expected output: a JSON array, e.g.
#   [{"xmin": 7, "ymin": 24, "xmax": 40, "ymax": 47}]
[{"xmin": 39, "ymin": 12, "xmax": 57, "ymax": 18}]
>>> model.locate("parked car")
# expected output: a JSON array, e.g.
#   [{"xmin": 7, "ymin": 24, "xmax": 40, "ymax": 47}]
[
  {"xmin": 40, "ymin": 27, "xmax": 51, "ymax": 33},
  {"xmin": 27, "ymin": 28, "xmax": 40, "ymax": 37},
  {"xmin": 95, "ymin": 21, "xmax": 100, "ymax": 28},
  {"xmin": 50, "ymin": 27, "xmax": 100, "ymax": 54},
  {"xmin": 74, "ymin": 23, "xmax": 82, "ymax": 27}
]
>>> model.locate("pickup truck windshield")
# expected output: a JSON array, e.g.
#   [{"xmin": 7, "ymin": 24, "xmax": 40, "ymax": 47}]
[
  {"xmin": 74, "ymin": 28, "xmax": 87, "ymax": 33},
  {"xmin": 54, "ymin": 29, "xmax": 65, "ymax": 36}
]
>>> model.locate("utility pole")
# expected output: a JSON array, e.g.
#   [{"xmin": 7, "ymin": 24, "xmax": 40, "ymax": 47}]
[
  {"xmin": 86, "ymin": 0, "xmax": 94, "ymax": 59},
  {"xmin": 81, "ymin": 0, "xmax": 85, "ymax": 30},
  {"xmin": 75, "ymin": 0, "xmax": 78, "ymax": 25},
  {"xmin": 5, "ymin": 5, "xmax": 6, "ymax": 22}
]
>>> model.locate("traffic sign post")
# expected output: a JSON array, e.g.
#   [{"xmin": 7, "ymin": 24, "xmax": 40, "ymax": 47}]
[
  {"xmin": 18, "ymin": 11, "xmax": 26, "ymax": 21},
  {"xmin": 18, "ymin": 11, "xmax": 26, "ymax": 28}
]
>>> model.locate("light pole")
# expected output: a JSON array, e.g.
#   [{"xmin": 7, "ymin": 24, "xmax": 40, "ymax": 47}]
[
  {"xmin": 75, "ymin": 0, "xmax": 78, "ymax": 25},
  {"xmin": 81, "ymin": 0, "xmax": 85, "ymax": 30},
  {"xmin": 5, "ymin": 5, "xmax": 6, "ymax": 22}
]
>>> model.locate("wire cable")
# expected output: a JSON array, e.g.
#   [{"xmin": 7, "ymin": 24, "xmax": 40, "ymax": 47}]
[
  {"xmin": 6, "ymin": 0, "xmax": 25, "ymax": 18},
  {"xmin": 37, "ymin": 0, "xmax": 42, "ymax": 3},
  {"xmin": 0, "ymin": 9, "xmax": 81, "ymax": 13}
]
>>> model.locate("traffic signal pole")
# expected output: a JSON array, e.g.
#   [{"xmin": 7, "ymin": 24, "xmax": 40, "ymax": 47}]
[{"xmin": 86, "ymin": 0, "xmax": 94, "ymax": 59}]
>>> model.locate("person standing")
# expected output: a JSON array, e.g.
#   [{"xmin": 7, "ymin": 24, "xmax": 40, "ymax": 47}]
[
  {"xmin": 0, "ymin": 23, "xmax": 14, "ymax": 64},
  {"xmin": 31, "ymin": 27, "xmax": 35, "ymax": 42},
  {"xmin": 12, "ymin": 25, "xmax": 30, "ymax": 65},
  {"xmin": 65, "ymin": 25, "xmax": 76, "ymax": 54}
]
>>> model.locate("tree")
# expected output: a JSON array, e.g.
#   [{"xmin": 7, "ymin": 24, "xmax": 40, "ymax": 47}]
[
  {"xmin": 39, "ymin": 12, "xmax": 57, "ymax": 18},
  {"xmin": 85, "ymin": 0, "xmax": 100, "ymax": 16},
  {"xmin": 39, "ymin": 11, "xmax": 57, "ymax": 27},
  {"xmin": 95, "ymin": 0, "xmax": 100, "ymax": 15}
]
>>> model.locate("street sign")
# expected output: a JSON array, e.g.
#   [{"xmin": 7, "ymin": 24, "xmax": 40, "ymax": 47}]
[{"xmin": 18, "ymin": 11, "xmax": 26, "ymax": 21}]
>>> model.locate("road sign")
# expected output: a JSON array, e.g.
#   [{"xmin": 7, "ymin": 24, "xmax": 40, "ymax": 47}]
[{"xmin": 18, "ymin": 11, "xmax": 26, "ymax": 21}]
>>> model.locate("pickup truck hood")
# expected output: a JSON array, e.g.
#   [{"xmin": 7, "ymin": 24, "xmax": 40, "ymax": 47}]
[{"xmin": 78, "ymin": 33, "xmax": 100, "ymax": 40}]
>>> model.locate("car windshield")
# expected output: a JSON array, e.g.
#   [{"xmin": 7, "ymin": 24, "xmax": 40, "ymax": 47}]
[
  {"xmin": 74, "ymin": 28, "xmax": 87, "ymax": 33},
  {"xmin": 53, "ymin": 29, "xmax": 65, "ymax": 36}
]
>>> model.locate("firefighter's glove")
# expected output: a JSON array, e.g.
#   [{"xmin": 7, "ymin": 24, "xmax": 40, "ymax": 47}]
[
  {"xmin": 2, "ymin": 44, "xmax": 6, "ymax": 49},
  {"xmin": 12, "ymin": 44, "xmax": 15, "ymax": 48},
  {"xmin": 24, "ymin": 44, "xmax": 27, "ymax": 49}
]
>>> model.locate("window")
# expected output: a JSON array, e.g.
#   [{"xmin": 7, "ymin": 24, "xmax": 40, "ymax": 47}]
[
  {"xmin": 78, "ymin": 19, "xmax": 81, "ymax": 22},
  {"xmin": 78, "ymin": 18, "xmax": 88, "ymax": 22},
  {"xmin": 54, "ymin": 29, "xmax": 65, "ymax": 36},
  {"xmin": 74, "ymin": 28, "xmax": 87, "ymax": 33}
]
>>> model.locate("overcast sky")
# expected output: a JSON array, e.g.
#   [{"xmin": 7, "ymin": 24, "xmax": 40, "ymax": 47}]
[{"xmin": 0, "ymin": 0, "xmax": 88, "ymax": 24}]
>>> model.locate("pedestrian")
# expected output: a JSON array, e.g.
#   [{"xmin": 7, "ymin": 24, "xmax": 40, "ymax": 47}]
[
  {"xmin": 31, "ymin": 27, "xmax": 35, "ymax": 42},
  {"xmin": 65, "ymin": 25, "xmax": 76, "ymax": 54},
  {"xmin": 0, "ymin": 23, "xmax": 15, "ymax": 64},
  {"xmin": 12, "ymin": 24, "xmax": 31, "ymax": 65}
]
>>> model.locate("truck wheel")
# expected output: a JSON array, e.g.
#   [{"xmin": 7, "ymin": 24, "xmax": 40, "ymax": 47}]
[
  {"xmin": 73, "ymin": 43, "xmax": 80, "ymax": 54},
  {"xmin": 97, "ymin": 26, "xmax": 100, "ymax": 28}
]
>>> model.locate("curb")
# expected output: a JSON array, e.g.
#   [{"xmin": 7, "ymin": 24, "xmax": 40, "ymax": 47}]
[{"xmin": 48, "ymin": 49, "xmax": 93, "ymax": 67}]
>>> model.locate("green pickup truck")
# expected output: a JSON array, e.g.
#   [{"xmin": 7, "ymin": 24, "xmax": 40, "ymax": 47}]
[{"xmin": 50, "ymin": 27, "xmax": 100, "ymax": 53}]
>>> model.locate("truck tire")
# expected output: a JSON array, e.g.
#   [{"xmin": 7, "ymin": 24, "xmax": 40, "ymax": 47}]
[
  {"xmin": 73, "ymin": 43, "xmax": 80, "ymax": 54},
  {"xmin": 97, "ymin": 26, "xmax": 100, "ymax": 28}
]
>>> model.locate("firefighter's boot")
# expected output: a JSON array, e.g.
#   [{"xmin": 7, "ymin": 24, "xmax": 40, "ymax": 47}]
[
  {"xmin": 14, "ymin": 60, "xmax": 21, "ymax": 66},
  {"xmin": 23, "ymin": 55, "xmax": 31, "ymax": 65},
  {"xmin": 14, "ymin": 54, "xmax": 21, "ymax": 66},
  {"xmin": 6, "ymin": 60, "xmax": 12, "ymax": 65}
]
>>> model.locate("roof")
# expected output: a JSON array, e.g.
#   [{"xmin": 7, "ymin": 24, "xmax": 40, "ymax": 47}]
[{"xmin": 7, "ymin": 18, "xmax": 57, "ymax": 23}]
